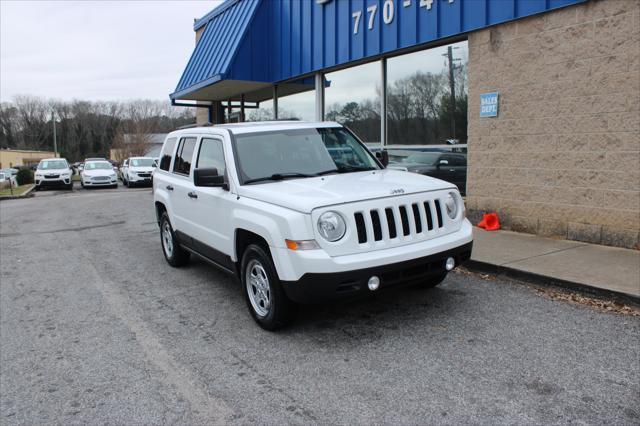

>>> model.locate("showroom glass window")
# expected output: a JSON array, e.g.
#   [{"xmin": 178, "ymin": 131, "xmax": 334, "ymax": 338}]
[
  {"xmin": 324, "ymin": 61, "xmax": 381, "ymax": 145},
  {"xmin": 277, "ymin": 77, "xmax": 316, "ymax": 121},
  {"xmin": 386, "ymin": 41, "xmax": 468, "ymax": 146}
]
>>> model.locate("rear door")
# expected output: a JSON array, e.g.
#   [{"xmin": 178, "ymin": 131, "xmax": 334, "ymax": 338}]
[{"xmin": 167, "ymin": 136, "xmax": 198, "ymax": 243}]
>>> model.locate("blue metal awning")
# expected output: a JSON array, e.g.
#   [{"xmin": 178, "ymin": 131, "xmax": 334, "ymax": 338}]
[
  {"xmin": 170, "ymin": 0, "xmax": 263, "ymax": 100},
  {"xmin": 172, "ymin": 0, "xmax": 587, "ymax": 102}
]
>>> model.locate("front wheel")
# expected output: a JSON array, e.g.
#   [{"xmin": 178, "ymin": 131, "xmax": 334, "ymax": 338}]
[
  {"xmin": 159, "ymin": 212, "xmax": 190, "ymax": 267},
  {"xmin": 241, "ymin": 244, "xmax": 295, "ymax": 330}
]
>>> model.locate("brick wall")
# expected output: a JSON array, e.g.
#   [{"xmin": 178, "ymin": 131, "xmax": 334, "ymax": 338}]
[{"xmin": 466, "ymin": 0, "xmax": 640, "ymax": 249}]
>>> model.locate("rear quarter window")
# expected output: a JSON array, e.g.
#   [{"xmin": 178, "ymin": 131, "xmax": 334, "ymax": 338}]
[{"xmin": 159, "ymin": 137, "xmax": 177, "ymax": 171}]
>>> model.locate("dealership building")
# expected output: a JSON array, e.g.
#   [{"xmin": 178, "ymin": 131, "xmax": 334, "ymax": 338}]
[{"xmin": 171, "ymin": 0, "xmax": 639, "ymax": 249}]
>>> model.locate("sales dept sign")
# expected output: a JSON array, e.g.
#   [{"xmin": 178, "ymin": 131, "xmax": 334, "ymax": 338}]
[{"xmin": 480, "ymin": 92, "xmax": 499, "ymax": 118}]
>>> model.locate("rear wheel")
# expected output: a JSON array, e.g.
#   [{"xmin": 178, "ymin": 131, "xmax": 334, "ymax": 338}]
[
  {"xmin": 241, "ymin": 244, "xmax": 295, "ymax": 330},
  {"xmin": 160, "ymin": 212, "xmax": 190, "ymax": 267}
]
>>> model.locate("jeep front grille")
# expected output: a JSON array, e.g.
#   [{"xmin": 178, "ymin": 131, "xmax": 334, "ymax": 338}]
[{"xmin": 354, "ymin": 199, "xmax": 445, "ymax": 245}]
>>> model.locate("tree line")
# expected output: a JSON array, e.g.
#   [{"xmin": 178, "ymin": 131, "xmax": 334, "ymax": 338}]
[{"xmin": 0, "ymin": 96, "xmax": 195, "ymax": 162}]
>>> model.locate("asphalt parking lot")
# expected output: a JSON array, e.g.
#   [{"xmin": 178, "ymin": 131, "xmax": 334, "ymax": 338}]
[{"xmin": 1, "ymin": 187, "xmax": 639, "ymax": 425}]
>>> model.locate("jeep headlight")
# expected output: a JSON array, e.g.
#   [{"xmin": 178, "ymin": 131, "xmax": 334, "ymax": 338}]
[
  {"xmin": 445, "ymin": 192, "xmax": 459, "ymax": 219},
  {"xmin": 317, "ymin": 211, "xmax": 346, "ymax": 242}
]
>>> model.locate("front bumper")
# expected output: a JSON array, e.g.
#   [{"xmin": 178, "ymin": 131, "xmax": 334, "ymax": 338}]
[
  {"xmin": 127, "ymin": 174, "xmax": 152, "ymax": 185},
  {"xmin": 83, "ymin": 178, "xmax": 117, "ymax": 186},
  {"xmin": 36, "ymin": 177, "xmax": 71, "ymax": 187},
  {"xmin": 281, "ymin": 241, "xmax": 472, "ymax": 303}
]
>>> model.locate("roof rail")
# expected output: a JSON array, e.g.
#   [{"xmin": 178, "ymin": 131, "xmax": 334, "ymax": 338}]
[{"xmin": 177, "ymin": 122, "xmax": 213, "ymax": 130}]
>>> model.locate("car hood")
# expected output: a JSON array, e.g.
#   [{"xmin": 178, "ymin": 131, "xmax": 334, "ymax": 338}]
[
  {"xmin": 83, "ymin": 169, "xmax": 114, "ymax": 177},
  {"xmin": 36, "ymin": 168, "xmax": 70, "ymax": 174},
  {"xmin": 236, "ymin": 169, "xmax": 457, "ymax": 213},
  {"xmin": 129, "ymin": 166, "xmax": 154, "ymax": 172}
]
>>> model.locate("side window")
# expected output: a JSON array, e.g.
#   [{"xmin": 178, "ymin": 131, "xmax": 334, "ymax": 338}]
[
  {"xmin": 123, "ymin": 159, "xmax": 128, "ymax": 167},
  {"xmin": 196, "ymin": 138, "xmax": 226, "ymax": 176},
  {"xmin": 159, "ymin": 137, "xmax": 177, "ymax": 171},
  {"xmin": 173, "ymin": 137, "xmax": 197, "ymax": 176}
]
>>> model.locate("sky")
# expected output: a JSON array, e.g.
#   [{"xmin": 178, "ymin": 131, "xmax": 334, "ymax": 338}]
[{"xmin": 0, "ymin": 0, "xmax": 222, "ymax": 103}]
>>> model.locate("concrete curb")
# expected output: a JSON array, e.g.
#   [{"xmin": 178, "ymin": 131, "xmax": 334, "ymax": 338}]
[
  {"xmin": 0, "ymin": 185, "xmax": 36, "ymax": 201},
  {"xmin": 465, "ymin": 259, "xmax": 640, "ymax": 307}
]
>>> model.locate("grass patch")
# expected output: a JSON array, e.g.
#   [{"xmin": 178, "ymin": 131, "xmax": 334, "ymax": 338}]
[
  {"xmin": 72, "ymin": 175, "xmax": 81, "ymax": 181},
  {"xmin": 0, "ymin": 184, "xmax": 34, "ymax": 197}
]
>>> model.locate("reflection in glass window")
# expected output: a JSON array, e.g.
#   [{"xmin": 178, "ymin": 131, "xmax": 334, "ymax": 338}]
[
  {"xmin": 387, "ymin": 41, "xmax": 468, "ymax": 146},
  {"xmin": 246, "ymin": 99, "xmax": 275, "ymax": 122},
  {"xmin": 325, "ymin": 62, "xmax": 381, "ymax": 144},
  {"xmin": 277, "ymin": 77, "xmax": 316, "ymax": 121}
]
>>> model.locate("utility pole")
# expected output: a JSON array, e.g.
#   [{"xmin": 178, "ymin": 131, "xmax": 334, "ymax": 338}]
[
  {"xmin": 446, "ymin": 45, "xmax": 456, "ymax": 140},
  {"xmin": 51, "ymin": 110, "xmax": 58, "ymax": 157}
]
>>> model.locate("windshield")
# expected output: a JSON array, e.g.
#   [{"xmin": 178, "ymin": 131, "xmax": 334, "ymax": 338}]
[
  {"xmin": 130, "ymin": 158, "xmax": 155, "ymax": 167},
  {"xmin": 234, "ymin": 127, "xmax": 380, "ymax": 184},
  {"xmin": 402, "ymin": 153, "xmax": 441, "ymax": 165},
  {"xmin": 84, "ymin": 162, "xmax": 112, "ymax": 170},
  {"xmin": 38, "ymin": 160, "xmax": 68, "ymax": 170}
]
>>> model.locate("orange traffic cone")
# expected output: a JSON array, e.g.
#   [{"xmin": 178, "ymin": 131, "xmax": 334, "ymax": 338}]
[{"xmin": 477, "ymin": 212, "xmax": 501, "ymax": 231}]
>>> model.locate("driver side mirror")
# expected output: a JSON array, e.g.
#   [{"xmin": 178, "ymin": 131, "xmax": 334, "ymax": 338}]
[
  {"xmin": 194, "ymin": 167, "xmax": 228, "ymax": 190},
  {"xmin": 375, "ymin": 150, "xmax": 389, "ymax": 167}
]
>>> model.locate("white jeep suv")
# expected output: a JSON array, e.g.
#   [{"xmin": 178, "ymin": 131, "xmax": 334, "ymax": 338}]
[{"xmin": 153, "ymin": 122, "xmax": 473, "ymax": 330}]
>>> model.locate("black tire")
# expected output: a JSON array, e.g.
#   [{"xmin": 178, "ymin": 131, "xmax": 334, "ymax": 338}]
[
  {"xmin": 34, "ymin": 186, "xmax": 40, "ymax": 191},
  {"xmin": 67, "ymin": 183, "xmax": 73, "ymax": 190},
  {"xmin": 159, "ymin": 212, "xmax": 190, "ymax": 267},
  {"xmin": 418, "ymin": 271, "xmax": 448, "ymax": 289},
  {"xmin": 124, "ymin": 178, "xmax": 129, "ymax": 187},
  {"xmin": 241, "ymin": 243, "xmax": 295, "ymax": 330},
  {"xmin": 112, "ymin": 183, "xmax": 118, "ymax": 189}
]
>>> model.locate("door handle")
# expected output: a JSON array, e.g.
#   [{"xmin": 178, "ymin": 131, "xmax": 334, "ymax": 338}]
[
  {"xmin": 166, "ymin": 185, "xmax": 174, "ymax": 191},
  {"xmin": 449, "ymin": 169, "xmax": 456, "ymax": 172},
  {"xmin": 187, "ymin": 191, "xmax": 198, "ymax": 199}
]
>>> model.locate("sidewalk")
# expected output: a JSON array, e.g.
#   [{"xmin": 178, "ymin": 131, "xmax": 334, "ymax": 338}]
[{"xmin": 468, "ymin": 227, "xmax": 640, "ymax": 303}]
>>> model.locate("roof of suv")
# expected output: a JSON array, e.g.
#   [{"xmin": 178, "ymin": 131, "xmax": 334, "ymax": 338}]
[
  {"xmin": 169, "ymin": 121, "xmax": 342, "ymax": 137},
  {"xmin": 40, "ymin": 158, "xmax": 67, "ymax": 162}
]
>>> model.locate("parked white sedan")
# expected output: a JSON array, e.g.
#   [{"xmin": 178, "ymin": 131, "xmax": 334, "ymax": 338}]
[
  {"xmin": 122, "ymin": 157, "xmax": 155, "ymax": 187},
  {"xmin": 80, "ymin": 161, "xmax": 118, "ymax": 189}
]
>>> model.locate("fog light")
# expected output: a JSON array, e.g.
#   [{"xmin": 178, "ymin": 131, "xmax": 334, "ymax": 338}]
[
  {"xmin": 445, "ymin": 257, "xmax": 455, "ymax": 271},
  {"xmin": 368, "ymin": 276, "xmax": 380, "ymax": 291}
]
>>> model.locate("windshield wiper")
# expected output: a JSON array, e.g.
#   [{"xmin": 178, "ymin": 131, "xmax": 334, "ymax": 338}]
[
  {"xmin": 315, "ymin": 169, "xmax": 339, "ymax": 176},
  {"xmin": 244, "ymin": 173, "xmax": 317, "ymax": 184},
  {"xmin": 336, "ymin": 165, "xmax": 377, "ymax": 173}
]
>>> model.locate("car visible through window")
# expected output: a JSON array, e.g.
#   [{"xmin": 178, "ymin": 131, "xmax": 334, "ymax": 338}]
[{"xmin": 233, "ymin": 127, "xmax": 380, "ymax": 184}]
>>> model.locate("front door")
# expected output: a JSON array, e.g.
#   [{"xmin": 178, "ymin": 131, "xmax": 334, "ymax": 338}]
[{"xmin": 182, "ymin": 137, "xmax": 235, "ymax": 269}]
